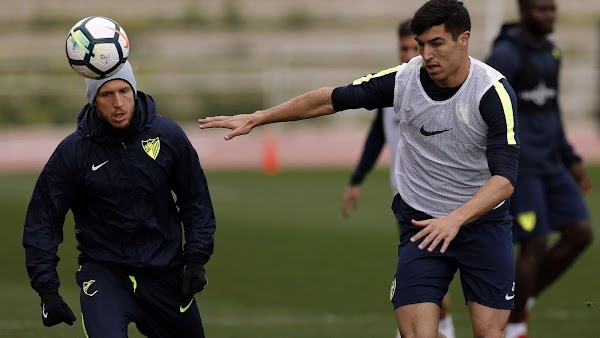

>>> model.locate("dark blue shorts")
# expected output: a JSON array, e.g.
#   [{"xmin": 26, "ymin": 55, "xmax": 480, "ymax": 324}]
[
  {"xmin": 75, "ymin": 261, "xmax": 205, "ymax": 338},
  {"xmin": 510, "ymin": 171, "xmax": 589, "ymax": 242},
  {"xmin": 390, "ymin": 219, "xmax": 515, "ymax": 310}
]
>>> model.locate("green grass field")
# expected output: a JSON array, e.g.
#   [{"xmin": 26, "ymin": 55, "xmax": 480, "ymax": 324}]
[{"xmin": 1, "ymin": 168, "xmax": 599, "ymax": 337}]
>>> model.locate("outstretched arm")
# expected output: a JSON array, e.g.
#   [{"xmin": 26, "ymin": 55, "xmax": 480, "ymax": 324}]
[
  {"xmin": 199, "ymin": 87, "xmax": 335, "ymax": 140},
  {"xmin": 198, "ymin": 65, "xmax": 399, "ymax": 139}
]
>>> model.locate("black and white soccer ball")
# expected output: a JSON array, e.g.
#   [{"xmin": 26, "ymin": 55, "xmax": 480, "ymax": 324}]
[{"xmin": 65, "ymin": 16, "xmax": 129, "ymax": 79}]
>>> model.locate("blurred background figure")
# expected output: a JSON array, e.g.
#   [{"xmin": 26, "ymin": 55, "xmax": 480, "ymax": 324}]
[
  {"xmin": 486, "ymin": 1, "xmax": 594, "ymax": 337},
  {"xmin": 339, "ymin": 18, "xmax": 455, "ymax": 338}
]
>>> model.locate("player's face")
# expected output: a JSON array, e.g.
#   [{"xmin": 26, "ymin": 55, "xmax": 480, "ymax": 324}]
[
  {"xmin": 398, "ymin": 35, "xmax": 419, "ymax": 63},
  {"xmin": 94, "ymin": 79, "xmax": 135, "ymax": 129},
  {"xmin": 415, "ymin": 24, "xmax": 470, "ymax": 88},
  {"xmin": 522, "ymin": 0, "xmax": 556, "ymax": 36}
]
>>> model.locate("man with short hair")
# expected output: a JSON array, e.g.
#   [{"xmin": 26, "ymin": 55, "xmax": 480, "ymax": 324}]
[
  {"xmin": 486, "ymin": 0, "xmax": 593, "ymax": 337},
  {"xmin": 340, "ymin": 18, "xmax": 455, "ymax": 338},
  {"xmin": 24, "ymin": 61, "xmax": 216, "ymax": 337},
  {"xmin": 200, "ymin": 1, "xmax": 519, "ymax": 337}
]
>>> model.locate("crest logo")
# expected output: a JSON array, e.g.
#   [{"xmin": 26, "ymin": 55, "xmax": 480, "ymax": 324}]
[
  {"xmin": 519, "ymin": 82, "xmax": 556, "ymax": 106},
  {"xmin": 97, "ymin": 52, "xmax": 111, "ymax": 65},
  {"xmin": 517, "ymin": 211, "xmax": 537, "ymax": 232},
  {"xmin": 455, "ymin": 103, "xmax": 470, "ymax": 124},
  {"xmin": 142, "ymin": 137, "xmax": 160, "ymax": 160},
  {"xmin": 83, "ymin": 279, "xmax": 99, "ymax": 297}
]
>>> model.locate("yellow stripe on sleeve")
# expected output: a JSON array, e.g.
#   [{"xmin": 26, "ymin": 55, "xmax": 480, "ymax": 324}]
[
  {"xmin": 352, "ymin": 65, "xmax": 402, "ymax": 85},
  {"xmin": 552, "ymin": 48, "xmax": 560, "ymax": 60},
  {"xmin": 493, "ymin": 81, "xmax": 517, "ymax": 145}
]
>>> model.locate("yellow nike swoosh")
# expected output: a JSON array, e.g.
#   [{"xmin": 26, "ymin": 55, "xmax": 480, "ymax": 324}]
[{"xmin": 180, "ymin": 299, "xmax": 194, "ymax": 313}]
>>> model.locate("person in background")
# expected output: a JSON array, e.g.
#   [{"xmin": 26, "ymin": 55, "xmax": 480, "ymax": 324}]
[
  {"xmin": 486, "ymin": 1, "xmax": 593, "ymax": 337},
  {"xmin": 340, "ymin": 18, "xmax": 455, "ymax": 338}
]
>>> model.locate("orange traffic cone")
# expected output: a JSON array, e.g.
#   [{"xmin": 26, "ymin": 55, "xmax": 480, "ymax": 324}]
[{"xmin": 261, "ymin": 133, "xmax": 280, "ymax": 175}]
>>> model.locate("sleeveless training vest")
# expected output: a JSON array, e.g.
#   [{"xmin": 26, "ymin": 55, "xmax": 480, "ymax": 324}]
[{"xmin": 393, "ymin": 56, "xmax": 505, "ymax": 218}]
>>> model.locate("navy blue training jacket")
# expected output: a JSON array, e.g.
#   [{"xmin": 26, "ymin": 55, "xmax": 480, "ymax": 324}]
[
  {"xmin": 23, "ymin": 92, "xmax": 216, "ymax": 295},
  {"xmin": 486, "ymin": 23, "xmax": 581, "ymax": 176}
]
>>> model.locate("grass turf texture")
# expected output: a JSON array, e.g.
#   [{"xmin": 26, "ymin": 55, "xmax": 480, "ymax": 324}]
[{"xmin": 1, "ymin": 169, "xmax": 599, "ymax": 337}]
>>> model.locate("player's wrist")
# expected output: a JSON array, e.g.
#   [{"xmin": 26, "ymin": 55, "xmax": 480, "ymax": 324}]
[
  {"xmin": 182, "ymin": 263, "xmax": 208, "ymax": 298},
  {"xmin": 252, "ymin": 110, "xmax": 270, "ymax": 127},
  {"xmin": 185, "ymin": 254, "xmax": 208, "ymax": 266},
  {"xmin": 186, "ymin": 263, "xmax": 205, "ymax": 271},
  {"xmin": 38, "ymin": 286, "xmax": 60, "ymax": 300},
  {"xmin": 447, "ymin": 210, "xmax": 468, "ymax": 227},
  {"xmin": 349, "ymin": 174, "xmax": 363, "ymax": 185}
]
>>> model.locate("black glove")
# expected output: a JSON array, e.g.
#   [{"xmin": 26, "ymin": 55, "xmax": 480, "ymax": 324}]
[
  {"xmin": 181, "ymin": 264, "xmax": 208, "ymax": 299},
  {"xmin": 40, "ymin": 289, "xmax": 76, "ymax": 327}
]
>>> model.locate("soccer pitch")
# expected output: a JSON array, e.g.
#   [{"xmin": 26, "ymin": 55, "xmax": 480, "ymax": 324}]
[{"xmin": 1, "ymin": 169, "xmax": 598, "ymax": 337}]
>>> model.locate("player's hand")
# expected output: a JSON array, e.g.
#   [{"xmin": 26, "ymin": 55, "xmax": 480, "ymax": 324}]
[
  {"xmin": 569, "ymin": 162, "xmax": 592, "ymax": 194},
  {"xmin": 410, "ymin": 216, "xmax": 461, "ymax": 254},
  {"xmin": 182, "ymin": 264, "xmax": 208, "ymax": 299},
  {"xmin": 39, "ymin": 290, "xmax": 76, "ymax": 327},
  {"xmin": 198, "ymin": 114, "xmax": 256, "ymax": 140},
  {"xmin": 341, "ymin": 185, "xmax": 361, "ymax": 219}
]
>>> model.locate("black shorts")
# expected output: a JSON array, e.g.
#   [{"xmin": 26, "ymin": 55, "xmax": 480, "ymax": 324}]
[
  {"xmin": 390, "ymin": 218, "xmax": 515, "ymax": 310},
  {"xmin": 510, "ymin": 171, "xmax": 590, "ymax": 242},
  {"xmin": 75, "ymin": 261, "xmax": 205, "ymax": 338}
]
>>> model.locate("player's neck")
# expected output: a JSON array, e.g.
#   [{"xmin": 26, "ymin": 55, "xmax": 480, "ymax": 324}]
[{"xmin": 518, "ymin": 24, "xmax": 547, "ymax": 49}]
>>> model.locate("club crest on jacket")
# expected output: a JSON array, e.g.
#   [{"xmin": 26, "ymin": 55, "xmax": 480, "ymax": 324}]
[{"xmin": 142, "ymin": 137, "xmax": 160, "ymax": 160}]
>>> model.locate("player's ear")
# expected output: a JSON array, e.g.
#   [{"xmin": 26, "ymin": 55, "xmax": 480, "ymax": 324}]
[{"xmin": 459, "ymin": 31, "xmax": 470, "ymax": 48}]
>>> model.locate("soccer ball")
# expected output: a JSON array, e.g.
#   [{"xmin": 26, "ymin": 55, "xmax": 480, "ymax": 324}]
[{"xmin": 65, "ymin": 16, "xmax": 129, "ymax": 79}]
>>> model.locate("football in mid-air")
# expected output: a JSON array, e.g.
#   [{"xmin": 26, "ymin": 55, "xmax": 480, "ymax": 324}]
[{"xmin": 65, "ymin": 16, "xmax": 129, "ymax": 79}]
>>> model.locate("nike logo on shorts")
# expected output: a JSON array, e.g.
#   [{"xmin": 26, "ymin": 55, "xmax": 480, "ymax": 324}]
[
  {"xmin": 505, "ymin": 293, "xmax": 515, "ymax": 301},
  {"xmin": 180, "ymin": 299, "xmax": 194, "ymax": 313}
]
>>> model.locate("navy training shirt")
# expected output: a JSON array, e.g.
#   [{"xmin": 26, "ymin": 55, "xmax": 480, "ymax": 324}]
[{"xmin": 486, "ymin": 24, "xmax": 580, "ymax": 175}]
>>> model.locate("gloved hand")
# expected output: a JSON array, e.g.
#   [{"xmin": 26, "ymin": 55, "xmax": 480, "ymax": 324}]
[
  {"xmin": 181, "ymin": 264, "xmax": 208, "ymax": 299},
  {"xmin": 40, "ymin": 289, "xmax": 76, "ymax": 327}
]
